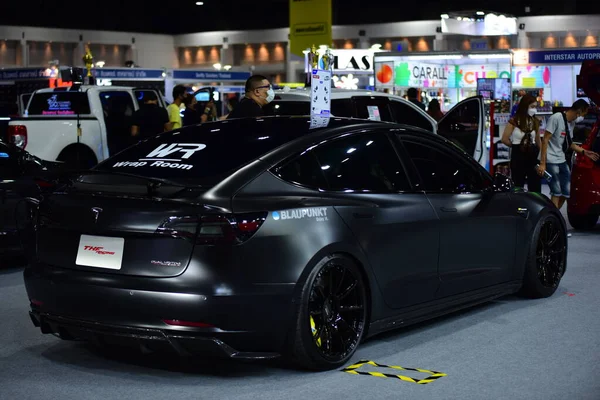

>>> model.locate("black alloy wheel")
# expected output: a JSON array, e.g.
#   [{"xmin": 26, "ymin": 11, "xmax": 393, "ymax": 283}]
[
  {"xmin": 535, "ymin": 218, "xmax": 566, "ymax": 289},
  {"xmin": 289, "ymin": 254, "xmax": 368, "ymax": 370},
  {"xmin": 308, "ymin": 261, "xmax": 366, "ymax": 361}
]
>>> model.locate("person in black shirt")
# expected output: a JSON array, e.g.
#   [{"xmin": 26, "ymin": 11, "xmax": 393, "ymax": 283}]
[
  {"xmin": 182, "ymin": 95, "xmax": 202, "ymax": 126},
  {"xmin": 131, "ymin": 92, "xmax": 169, "ymax": 141},
  {"xmin": 407, "ymin": 87, "xmax": 425, "ymax": 111},
  {"xmin": 227, "ymin": 75, "xmax": 274, "ymax": 119}
]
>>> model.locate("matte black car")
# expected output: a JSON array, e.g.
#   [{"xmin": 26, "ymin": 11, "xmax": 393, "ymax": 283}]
[
  {"xmin": 24, "ymin": 116, "xmax": 567, "ymax": 370},
  {"xmin": 0, "ymin": 140, "xmax": 64, "ymax": 257}
]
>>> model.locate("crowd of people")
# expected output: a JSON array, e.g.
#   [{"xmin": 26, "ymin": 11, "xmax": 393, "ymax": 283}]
[
  {"xmin": 130, "ymin": 74, "xmax": 273, "ymax": 142},
  {"xmin": 501, "ymin": 95, "xmax": 599, "ymax": 215}
]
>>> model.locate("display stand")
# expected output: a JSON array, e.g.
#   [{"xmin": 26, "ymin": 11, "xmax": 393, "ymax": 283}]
[{"xmin": 492, "ymin": 110, "xmax": 511, "ymax": 176}]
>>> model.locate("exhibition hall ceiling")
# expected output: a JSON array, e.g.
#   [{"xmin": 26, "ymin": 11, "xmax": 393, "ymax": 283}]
[{"xmin": 1, "ymin": 0, "xmax": 599, "ymax": 34}]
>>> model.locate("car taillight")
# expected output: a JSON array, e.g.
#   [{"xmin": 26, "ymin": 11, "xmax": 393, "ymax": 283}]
[
  {"xmin": 155, "ymin": 212, "xmax": 267, "ymax": 245},
  {"xmin": 7, "ymin": 125, "xmax": 27, "ymax": 149}
]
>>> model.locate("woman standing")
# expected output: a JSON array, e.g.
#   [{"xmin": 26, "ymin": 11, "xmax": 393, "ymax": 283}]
[
  {"xmin": 501, "ymin": 94, "xmax": 542, "ymax": 192},
  {"xmin": 426, "ymin": 98, "xmax": 444, "ymax": 121}
]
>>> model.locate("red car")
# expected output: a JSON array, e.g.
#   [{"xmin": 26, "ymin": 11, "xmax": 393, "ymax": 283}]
[{"xmin": 568, "ymin": 61, "xmax": 600, "ymax": 230}]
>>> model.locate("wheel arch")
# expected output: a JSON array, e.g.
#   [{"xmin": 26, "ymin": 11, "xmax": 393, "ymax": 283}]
[
  {"xmin": 290, "ymin": 242, "xmax": 381, "ymax": 328},
  {"xmin": 56, "ymin": 143, "xmax": 98, "ymax": 166}
]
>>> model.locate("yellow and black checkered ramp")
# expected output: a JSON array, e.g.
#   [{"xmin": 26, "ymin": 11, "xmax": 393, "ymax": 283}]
[{"xmin": 342, "ymin": 360, "xmax": 447, "ymax": 384}]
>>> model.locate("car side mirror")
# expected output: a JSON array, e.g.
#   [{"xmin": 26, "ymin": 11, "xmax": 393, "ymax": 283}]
[{"xmin": 492, "ymin": 172, "xmax": 514, "ymax": 192}]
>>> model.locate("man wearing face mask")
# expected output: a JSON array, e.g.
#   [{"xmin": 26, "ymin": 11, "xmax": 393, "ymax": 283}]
[
  {"xmin": 227, "ymin": 75, "xmax": 274, "ymax": 119},
  {"xmin": 538, "ymin": 99, "xmax": 600, "ymax": 209}
]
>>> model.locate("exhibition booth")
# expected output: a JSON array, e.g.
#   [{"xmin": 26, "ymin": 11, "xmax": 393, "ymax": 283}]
[{"xmin": 305, "ymin": 48, "xmax": 385, "ymax": 89}]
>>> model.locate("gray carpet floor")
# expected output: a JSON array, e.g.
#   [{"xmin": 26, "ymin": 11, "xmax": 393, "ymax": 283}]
[{"xmin": 1, "ymin": 208, "xmax": 598, "ymax": 400}]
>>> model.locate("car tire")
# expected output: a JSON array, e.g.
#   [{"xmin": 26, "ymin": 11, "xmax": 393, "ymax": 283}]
[
  {"xmin": 288, "ymin": 254, "xmax": 368, "ymax": 371},
  {"xmin": 520, "ymin": 213, "xmax": 567, "ymax": 298},
  {"xmin": 567, "ymin": 212, "xmax": 599, "ymax": 231}
]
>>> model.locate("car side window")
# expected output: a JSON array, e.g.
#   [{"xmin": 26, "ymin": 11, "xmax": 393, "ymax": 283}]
[
  {"xmin": 264, "ymin": 101, "xmax": 310, "ymax": 116},
  {"xmin": 313, "ymin": 132, "xmax": 410, "ymax": 193},
  {"xmin": 401, "ymin": 138, "xmax": 488, "ymax": 193},
  {"xmin": 351, "ymin": 97, "xmax": 393, "ymax": 121},
  {"xmin": 331, "ymin": 99, "xmax": 355, "ymax": 118},
  {"xmin": 388, "ymin": 100, "xmax": 434, "ymax": 131},
  {"xmin": 273, "ymin": 151, "xmax": 328, "ymax": 189}
]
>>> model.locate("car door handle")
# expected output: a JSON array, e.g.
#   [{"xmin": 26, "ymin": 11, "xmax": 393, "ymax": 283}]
[
  {"xmin": 352, "ymin": 213, "xmax": 374, "ymax": 219},
  {"xmin": 440, "ymin": 207, "xmax": 457, "ymax": 213}
]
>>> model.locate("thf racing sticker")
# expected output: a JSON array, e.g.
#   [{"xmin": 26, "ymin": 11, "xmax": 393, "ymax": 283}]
[{"xmin": 272, "ymin": 207, "xmax": 328, "ymax": 222}]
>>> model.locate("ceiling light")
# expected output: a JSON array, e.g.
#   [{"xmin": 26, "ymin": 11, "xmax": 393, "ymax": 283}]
[
  {"xmin": 440, "ymin": 14, "xmax": 449, "ymax": 19},
  {"xmin": 196, "ymin": 1, "xmax": 203, "ymax": 5},
  {"xmin": 476, "ymin": 11, "xmax": 485, "ymax": 15}
]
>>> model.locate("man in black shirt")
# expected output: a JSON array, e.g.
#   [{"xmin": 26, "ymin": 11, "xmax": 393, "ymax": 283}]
[
  {"xmin": 407, "ymin": 87, "xmax": 425, "ymax": 111},
  {"xmin": 131, "ymin": 92, "xmax": 170, "ymax": 141},
  {"xmin": 227, "ymin": 75, "xmax": 274, "ymax": 119}
]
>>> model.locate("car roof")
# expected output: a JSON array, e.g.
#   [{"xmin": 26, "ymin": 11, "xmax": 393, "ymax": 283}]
[
  {"xmin": 32, "ymin": 85, "xmax": 136, "ymax": 94},
  {"xmin": 180, "ymin": 115, "xmax": 435, "ymax": 144},
  {"xmin": 274, "ymin": 88, "xmax": 401, "ymax": 101}
]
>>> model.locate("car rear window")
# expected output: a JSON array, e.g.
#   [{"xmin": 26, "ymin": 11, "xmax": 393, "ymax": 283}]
[
  {"xmin": 264, "ymin": 101, "xmax": 310, "ymax": 116},
  {"xmin": 27, "ymin": 92, "xmax": 91, "ymax": 116},
  {"xmin": 94, "ymin": 119, "xmax": 309, "ymax": 185}
]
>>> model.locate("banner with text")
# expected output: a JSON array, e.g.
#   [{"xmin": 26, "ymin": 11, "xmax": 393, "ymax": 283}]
[
  {"xmin": 512, "ymin": 66, "xmax": 551, "ymax": 88},
  {"xmin": 290, "ymin": 0, "xmax": 332, "ymax": 57},
  {"xmin": 394, "ymin": 62, "xmax": 450, "ymax": 88},
  {"xmin": 450, "ymin": 64, "xmax": 511, "ymax": 88},
  {"xmin": 529, "ymin": 49, "xmax": 600, "ymax": 64}
]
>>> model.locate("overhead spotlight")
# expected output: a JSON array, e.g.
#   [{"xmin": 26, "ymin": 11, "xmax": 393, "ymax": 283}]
[
  {"xmin": 213, "ymin": 63, "xmax": 222, "ymax": 70},
  {"xmin": 370, "ymin": 43, "xmax": 382, "ymax": 50},
  {"xmin": 196, "ymin": 1, "xmax": 203, "ymax": 5},
  {"xmin": 440, "ymin": 14, "xmax": 449, "ymax": 19},
  {"xmin": 476, "ymin": 11, "xmax": 485, "ymax": 15}
]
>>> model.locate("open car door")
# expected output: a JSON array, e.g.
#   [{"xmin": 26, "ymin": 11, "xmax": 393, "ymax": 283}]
[{"xmin": 437, "ymin": 95, "xmax": 486, "ymax": 168}]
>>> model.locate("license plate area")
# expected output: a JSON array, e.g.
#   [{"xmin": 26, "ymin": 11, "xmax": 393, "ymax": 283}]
[{"xmin": 75, "ymin": 234, "xmax": 125, "ymax": 270}]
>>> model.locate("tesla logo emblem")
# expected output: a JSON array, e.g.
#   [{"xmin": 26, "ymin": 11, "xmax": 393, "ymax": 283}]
[{"xmin": 91, "ymin": 207, "xmax": 103, "ymax": 223}]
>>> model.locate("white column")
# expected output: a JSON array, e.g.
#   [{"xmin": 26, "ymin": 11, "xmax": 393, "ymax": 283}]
[
  {"xmin": 20, "ymin": 38, "xmax": 29, "ymax": 67},
  {"xmin": 517, "ymin": 31, "xmax": 529, "ymax": 49},
  {"xmin": 75, "ymin": 40, "xmax": 85, "ymax": 67},
  {"xmin": 220, "ymin": 47, "xmax": 234, "ymax": 67},
  {"xmin": 358, "ymin": 37, "xmax": 370, "ymax": 49},
  {"xmin": 433, "ymin": 33, "xmax": 446, "ymax": 51},
  {"xmin": 130, "ymin": 44, "xmax": 138, "ymax": 65},
  {"xmin": 286, "ymin": 40, "xmax": 298, "ymax": 83}
]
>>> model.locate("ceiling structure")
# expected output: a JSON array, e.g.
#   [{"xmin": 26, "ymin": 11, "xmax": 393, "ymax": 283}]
[{"xmin": 1, "ymin": 0, "xmax": 598, "ymax": 34}]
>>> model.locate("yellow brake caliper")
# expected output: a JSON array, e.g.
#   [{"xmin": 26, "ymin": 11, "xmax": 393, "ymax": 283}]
[{"xmin": 310, "ymin": 315, "xmax": 322, "ymax": 347}]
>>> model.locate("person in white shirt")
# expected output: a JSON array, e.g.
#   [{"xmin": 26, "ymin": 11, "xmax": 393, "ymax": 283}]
[
  {"xmin": 538, "ymin": 99, "xmax": 599, "ymax": 209},
  {"xmin": 501, "ymin": 94, "xmax": 542, "ymax": 192}
]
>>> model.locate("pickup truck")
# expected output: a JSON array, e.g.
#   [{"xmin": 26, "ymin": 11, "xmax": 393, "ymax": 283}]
[{"xmin": 6, "ymin": 85, "xmax": 168, "ymax": 168}]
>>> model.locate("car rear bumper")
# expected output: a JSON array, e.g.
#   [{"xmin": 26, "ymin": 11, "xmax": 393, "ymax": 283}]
[
  {"xmin": 29, "ymin": 310, "xmax": 280, "ymax": 359},
  {"xmin": 24, "ymin": 262, "xmax": 296, "ymax": 357}
]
